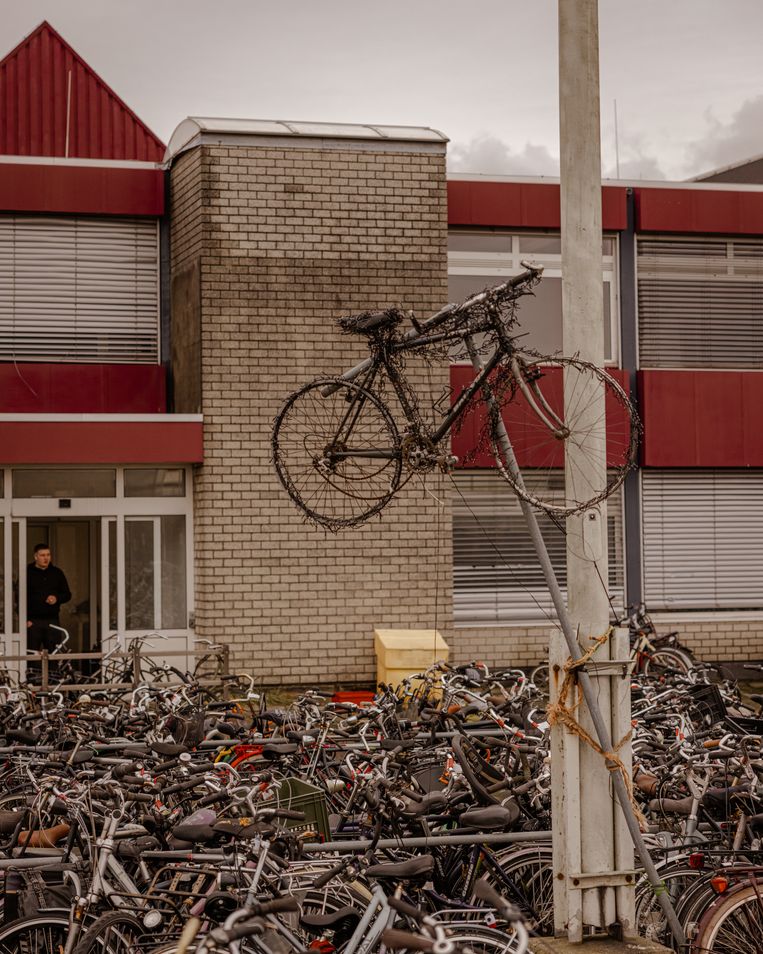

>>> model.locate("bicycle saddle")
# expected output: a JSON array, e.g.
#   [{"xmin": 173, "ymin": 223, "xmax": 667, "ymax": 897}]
[
  {"xmin": 151, "ymin": 741, "xmax": 189, "ymax": 757},
  {"xmin": 262, "ymin": 742, "xmax": 299, "ymax": 758},
  {"xmin": 648, "ymin": 796, "xmax": 694, "ymax": 815},
  {"xmin": 338, "ymin": 310, "xmax": 403, "ymax": 336},
  {"xmin": 4, "ymin": 728, "xmax": 39, "ymax": 745},
  {"xmin": 364, "ymin": 854, "xmax": 434, "ymax": 881},
  {"xmin": 0, "ymin": 811, "xmax": 22, "ymax": 834},
  {"xmin": 459, "ymin": 804, "xmax": 519, "ymax": 831},
  {"xmin": 299, "ymin": 906, "xmax": 363, "ymax": 932}
]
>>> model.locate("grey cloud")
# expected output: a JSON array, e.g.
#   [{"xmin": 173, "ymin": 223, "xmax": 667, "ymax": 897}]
[
  {"xmin": 603, "ymin": 154, "xmax": 667, "ymax": 180},
  {"xmin": 689, "ymin": 96, "xmax": 763, "ymax": 175},
  {"xmin": 448, "ymin": 134, "xmax": 559, "ymax": 176}
]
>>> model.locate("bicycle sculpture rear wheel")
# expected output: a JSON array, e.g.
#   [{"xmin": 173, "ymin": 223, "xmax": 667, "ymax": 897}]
[
  {"xmin": 272, "ymin": 378, "xmax": 402, "ymax": 530},
  {"xmin": 488, "ymin": 356, "xmax": 639, "ymax": 517}
]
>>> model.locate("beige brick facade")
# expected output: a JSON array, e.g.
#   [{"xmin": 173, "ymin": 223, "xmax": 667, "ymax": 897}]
[
  {"xmin": 170, "ymin": 139, "xmax": 453, "ymax": 684},
  {"xmin": 169, "ymin": 134, "xmax": 763, "ymax": 685}
]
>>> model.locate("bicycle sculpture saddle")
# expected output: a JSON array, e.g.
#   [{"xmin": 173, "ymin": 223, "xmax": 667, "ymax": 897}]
[{"xmin": 338, "ymin": 309, "xmax": 404, "ymax": 335}]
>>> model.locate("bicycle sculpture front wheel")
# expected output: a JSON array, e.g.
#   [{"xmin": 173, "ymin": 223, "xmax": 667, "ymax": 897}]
[
  {"xmin": 488, "ymin": 356, "xmax": 639, "ymax": 517},
  {"xmin": 272, "ymin": 378, "xmax": 402, "ymax": 530}
]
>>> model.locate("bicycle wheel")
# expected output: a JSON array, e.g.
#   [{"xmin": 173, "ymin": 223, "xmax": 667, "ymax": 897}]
[
  {"xmin": 72, "ymin": 910, "xmax": 148, "ymax": 954},
  {"xmin": 484, "ymin": 844, "xmax": 554, "ymax": 935},
  {"xmin": 272, "ymin": 378, "xmax": 402, "ymax": 530},
  {"xmin": 0, "ymin": 914, "xmax": 69, "ymax": 954},
  {"xmin": 691, "ymin": 882, "xmax": 763, "ymax": 953},
  {"xmin": 642, "ymin": 648, "xmax": 692, "ymax": 678},
  {"xmin": 488, "ymin": 355, "xmax": 639, "ymax": 517}
]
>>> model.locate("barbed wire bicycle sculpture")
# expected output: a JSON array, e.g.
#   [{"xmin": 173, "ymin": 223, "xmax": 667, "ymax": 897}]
[{"xmin": 272, "ymin": 264, "xmax": 640, "ymax": 531}]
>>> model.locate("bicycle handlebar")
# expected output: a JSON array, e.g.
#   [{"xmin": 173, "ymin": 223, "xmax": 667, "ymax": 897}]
[{"xmin": 320, "ymin": 265, "xmax": 543, "ymax": 397}]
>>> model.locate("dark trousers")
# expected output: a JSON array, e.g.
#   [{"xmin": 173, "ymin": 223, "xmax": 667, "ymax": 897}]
[{"xmin": 27, "ymin": 619, "xmax": 57, "ymax": 652}]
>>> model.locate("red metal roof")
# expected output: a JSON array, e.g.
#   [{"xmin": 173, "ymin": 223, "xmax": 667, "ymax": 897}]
[{"xmin": 0, "ymin": 20, "xmax": 164, "ymax": 161}]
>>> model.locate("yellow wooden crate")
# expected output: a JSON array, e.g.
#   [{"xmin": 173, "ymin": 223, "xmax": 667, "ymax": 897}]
[{"xmin": 374, "ymin": 629, "xmax": 449, "ymax": 688}]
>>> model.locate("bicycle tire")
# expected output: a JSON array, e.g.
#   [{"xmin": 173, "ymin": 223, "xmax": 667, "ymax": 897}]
[
  {"xmin": 272, "ymin": 377, "xmax": 403, "ymax": 530},
  {"xmin": 691, "ymin": 881, "xmax": 763, "ymax": 953},
  {"xmin": 634, "ymin": 864, "xmax": 700, "ymax": 945},
  {"xmin": 0, "ymin": 913, "xmax": 70, "ymax": 954},
  {"xmin": 72, "ymin": 910, "xmax": 148, "ymax": 954},
  {"xmin": 488, "ymin": 355, "xmax": 639, "ymax": 517},
  {"xmin": 642, "ymin": 648, "xmax": 692, "ymax": 678},
  {"xmin": 484, "ymin": 844, "xmax": 554, "ymax": 935}
]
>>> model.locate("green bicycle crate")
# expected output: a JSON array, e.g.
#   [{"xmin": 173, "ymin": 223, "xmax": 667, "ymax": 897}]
[{"xmin": 262, "ymin": 777, "xmax": 331, "ymax": 842}]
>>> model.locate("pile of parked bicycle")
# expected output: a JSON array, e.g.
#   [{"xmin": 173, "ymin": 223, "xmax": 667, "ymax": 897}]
[{"xmin": 0, "ymin": 608, "xmax": 761, "ymax": 953}]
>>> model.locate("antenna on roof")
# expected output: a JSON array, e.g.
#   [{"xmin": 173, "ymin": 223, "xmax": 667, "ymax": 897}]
[
  {"xmin": 614, "ymin": 99, "xmax": 620, "ymax": 178},
  {"xmin": 64, "ymin": 70, "xmax": 72, "ymax": 158}
]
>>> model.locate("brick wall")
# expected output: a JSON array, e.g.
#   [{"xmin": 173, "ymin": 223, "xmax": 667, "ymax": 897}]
[
  {"xmin": 170, "ymin": 140, "xmax": 452, "ymax": 684},
  {"xmin": 451, "ymin": 617, "xmax": 763, "ymax": 671}
]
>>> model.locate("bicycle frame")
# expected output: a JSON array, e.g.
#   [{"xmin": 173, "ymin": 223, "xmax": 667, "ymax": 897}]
[{"xmin": 329, "ymin": 338, "xmax": 535, "ymax": 463}]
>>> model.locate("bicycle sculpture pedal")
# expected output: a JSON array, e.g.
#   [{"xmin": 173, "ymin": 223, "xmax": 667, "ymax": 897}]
[{"xmin": 272, "ymin": 264, "xmax": 640, "ymax": 531}]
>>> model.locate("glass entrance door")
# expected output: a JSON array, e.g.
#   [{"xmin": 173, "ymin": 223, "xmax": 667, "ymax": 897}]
[{"xmin": 2, "ymin": 517, "xmax": 25, "ymax": 680}]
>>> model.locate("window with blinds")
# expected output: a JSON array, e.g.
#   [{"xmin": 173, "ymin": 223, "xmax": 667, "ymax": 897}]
[
  {"xmin": 637, "ymin": 236, "xmax": 763, "ymax": 368},
  {"xmin": 0, "ymin": 215, "xmax": 160, "ymax": 363},
  {"xmin": 452, "ymin": 472, "xmax": 624, "ymax": 624},
  {"xmin": 642, "ymin": 470, "xmax": 763, "ymax": 610}
]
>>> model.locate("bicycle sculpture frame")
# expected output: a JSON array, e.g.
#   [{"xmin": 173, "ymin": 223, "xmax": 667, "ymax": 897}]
[{"xmin": 272, "ymin": 264, "xmax": 640, "ymax": 531}]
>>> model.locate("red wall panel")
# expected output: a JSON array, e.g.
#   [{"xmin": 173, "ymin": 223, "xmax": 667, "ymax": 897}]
[
  {"xmin": 635, "ymin": 188, "xmax": 763, "ymax": 235},
  {"xmin": 0, "ymin": 163, "xmax": 164, "ymax": 215},
  {"xmin": 0, "ymin": 420, "xmax": 203, "ymax": 464},
  {"xmin": 450, "ymin": 365, "xmax": 631, "ymax": 468},
  {"xmin": 639, "ymin": 369, "xmax": 763, "ymax": 466},
  {"xmin": 0, "ymin": 364, "xmax": 167, "ymax": 413},
  {"xmin": 447, "ymin": 180, "xmax": 628, "ymax": 231}
]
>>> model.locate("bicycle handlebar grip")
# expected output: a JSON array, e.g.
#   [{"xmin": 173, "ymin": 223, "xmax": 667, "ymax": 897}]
[
  {"xmin": 312, "ymin": 861, "xmax": 347, "ymax": 889},
  {"xmin": 274, "ymin": 808, "xmax": 306, "ymax": 822},
  {"xmin": 388, "ymin": 896, "xmax": 427, "ymax": 921},
  {"xmin": 125, "ymin": 792, "xmax": 155, "ymax": 804},
  {"xmin": 163, "ymin": 774, "xmax": 209, "ymax": 795},
  {"xmin": 197, "ymin": 789, "xmax": 228, "ymax": 807},
  {"xmin": 255, "ymin": 897, "xmax": 301, "ymax": 916}
]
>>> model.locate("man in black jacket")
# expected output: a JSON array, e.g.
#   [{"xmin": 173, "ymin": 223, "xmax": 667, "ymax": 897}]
[{"xmin": 27, "ymin": 543, "xmax": 72, "ymax": 653}]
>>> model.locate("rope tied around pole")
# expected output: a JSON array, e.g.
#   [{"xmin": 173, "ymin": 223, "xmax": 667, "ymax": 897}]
[{"xmin": 546, "ymin": 626, "xmax": 648, "ymax": 831}]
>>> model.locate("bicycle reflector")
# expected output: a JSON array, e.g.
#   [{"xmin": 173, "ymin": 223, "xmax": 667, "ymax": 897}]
[
  {"xmin": 688, "ymin": 852, "xmax": 705, "ymax": 869},
  {"xmin": 711, "ymin": 875, "xmax": 730, "ymax": 894}
]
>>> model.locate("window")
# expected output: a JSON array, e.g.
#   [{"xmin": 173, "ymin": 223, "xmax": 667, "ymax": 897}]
[
  {"xmin": 125, "ymin": 515, "xmax": 187, "ymax": 630},
  {"xmin": 637, "ymin": 236, "xmax": 763, "ymax": 368},
  {"xmin": 124, "ymin": 469, "xmax": 186, "ymax": 497},
  {"xmin": 452, "ymin": 472, "xmax": 624, "ymax": 624},
  {"xmin": 447, "ymin": 231, "xmax": 618, "ymax": 363},
  {"xmin": 642, "ymin": 470, "xmax": 763, "ymax": 610},
  {"xmin": 0, "ymin": 215, "xmax": 159, "ymax": 363},
  {"xmin": 12, "ymin": 469, "xmax": 116, "ymax": 498}
]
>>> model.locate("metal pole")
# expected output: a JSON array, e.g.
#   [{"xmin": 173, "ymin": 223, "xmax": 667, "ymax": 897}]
[{"xmin": 465, "ymin": 337, "xmax": 684, "ymax": 946}]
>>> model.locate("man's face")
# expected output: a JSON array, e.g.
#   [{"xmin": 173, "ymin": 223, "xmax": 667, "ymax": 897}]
[{"xmin": 34, "ymin": 548, "xmax": 51, "ymax": 569}]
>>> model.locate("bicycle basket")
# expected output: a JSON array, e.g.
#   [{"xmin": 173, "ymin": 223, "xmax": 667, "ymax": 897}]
[
  {"xmin": 688, "ymin": 683, "xmax": 727, "ymax": 725},
  {"xmin": 261, "ymin": 777, "xmax": 331, "ymax": 842}
]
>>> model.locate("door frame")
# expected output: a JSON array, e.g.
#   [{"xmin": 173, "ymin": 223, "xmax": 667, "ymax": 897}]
[{"xmin": 1, "ymin": 466, "xmax": 195, "ymax": 663}]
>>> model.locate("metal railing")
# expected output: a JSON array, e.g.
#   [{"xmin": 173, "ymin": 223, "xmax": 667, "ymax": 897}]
[{"xmin": 0, "ymin": 643, "xmax": 231, "ymax": 693}]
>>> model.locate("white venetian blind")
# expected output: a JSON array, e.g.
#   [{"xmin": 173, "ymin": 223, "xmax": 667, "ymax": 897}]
[
  {"xmin": 0, "ymin": 215, "xmax": 159, "ymax": 363},
  {"xmin": 637, "ymin": 236, "xmax": 763, "ymax": 369},
  {"xmin": 452, "ymin": 472, "xmax": 624, "ymax": 624},
  {"xmin": 642, "ymin": 470, "xmax": 763, "ymax": 610}
]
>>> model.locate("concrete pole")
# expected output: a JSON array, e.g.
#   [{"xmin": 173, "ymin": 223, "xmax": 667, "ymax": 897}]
[{"xmin": 555, "ymin": 0, "xmax": 632, "ymax": 937}]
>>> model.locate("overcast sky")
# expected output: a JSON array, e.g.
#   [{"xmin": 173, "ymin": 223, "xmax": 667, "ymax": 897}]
[{"xmin": 3, "ymin": 0, "xmax": 763, "ymax": 180}]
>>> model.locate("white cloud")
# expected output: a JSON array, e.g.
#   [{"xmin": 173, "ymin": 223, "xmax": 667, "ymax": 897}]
[
  {"xmin": 688, "ymin": 95, "xmax": 763, "ymax": 175},
  {"xmin": 448, "ymin": 134, "xmax": 559, "ymax": 176}
]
